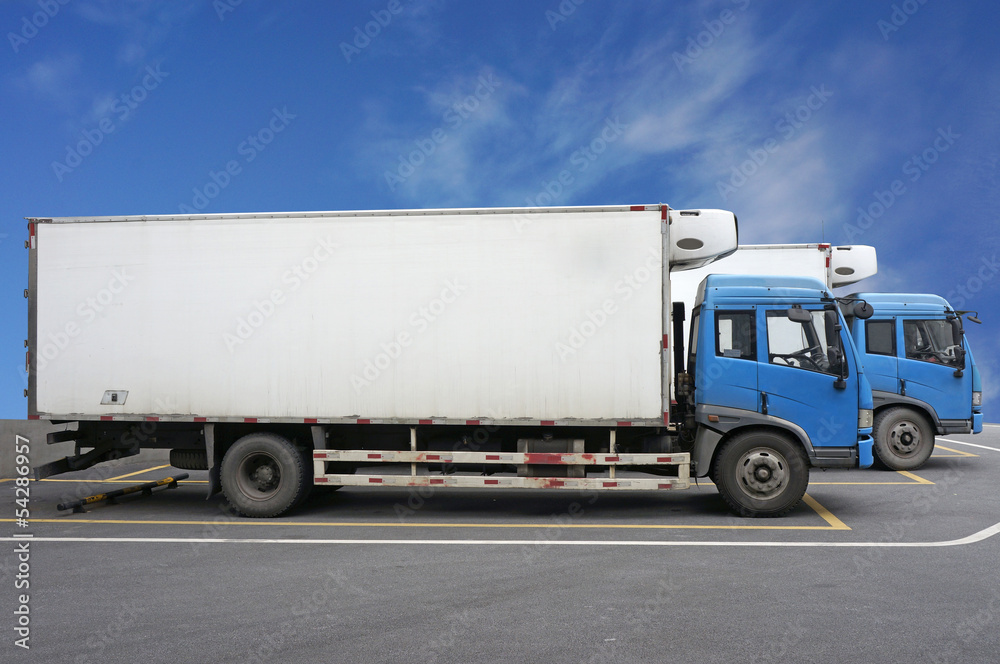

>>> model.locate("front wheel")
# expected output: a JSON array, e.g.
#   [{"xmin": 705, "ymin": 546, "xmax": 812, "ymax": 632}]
[
  {"xmin": 873, "ymin": 407, "xmax": 934, "ymax": 470},
  {"xmin": 713, "ymin": 430, "xmax": 809, "ymax": 518},
  {"xmin": 220, "ymin": 433, "xmax": 310, "ymax": 517}
]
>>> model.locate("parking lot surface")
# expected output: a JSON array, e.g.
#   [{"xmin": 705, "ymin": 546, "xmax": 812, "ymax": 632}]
[{"xmin": 2, "ymin": 426, "xmax": 998, "ymax": 663}]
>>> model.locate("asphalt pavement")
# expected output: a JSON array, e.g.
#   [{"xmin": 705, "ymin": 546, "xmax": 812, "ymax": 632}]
[{"xmin": 1, "ymin": 425, "xmax": 998, "ymax": 663}]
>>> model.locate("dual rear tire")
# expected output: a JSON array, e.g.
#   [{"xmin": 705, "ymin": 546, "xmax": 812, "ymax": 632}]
[{"xmin": 220, "ymin": 433, "xmax": 310, "ymax": 517}]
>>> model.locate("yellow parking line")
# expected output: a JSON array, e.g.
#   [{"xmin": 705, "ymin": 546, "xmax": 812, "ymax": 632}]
[
  {"xmin": 808, "ymin": 481, "xmax": 926, "ymax": 485},
  {"xmin": 0, "ymin": 517, "xmax": 843, "ymax": 531},
  {"xmin": 0, "ymin": 494, "xmax": 848, "ymax": 531},
  {"xmin": 896, "ymin": 470, "xmax": 934, "ymax": 485},
  {"xmin": 105, "ymin": 465, "xmax": 172, "ymax": 481},
  {"xmin": 934, "ymin": 445, "xmax": 978, "ymax": 458},
  {"xmin": 801, "ymin": 493, "xmax": 850, "ymax": 530},
  {"xmin": 700, "ymin": 478, "xmax": 926, "ymax": 486},
  {"xmin": 39, "ymin": 479, "xmax": 206, "ymax": 485}
]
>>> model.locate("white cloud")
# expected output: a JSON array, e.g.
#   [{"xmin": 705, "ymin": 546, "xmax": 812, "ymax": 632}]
[{"xmin": 15, "ymin": 54, "xmax": 83, "ymax": 112}]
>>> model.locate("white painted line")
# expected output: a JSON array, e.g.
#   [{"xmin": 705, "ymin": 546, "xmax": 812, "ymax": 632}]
[
  {"xmin": 938, "ymin": 437, "xmax": 1000, "ymax": 453},
  {"xmin": 2, "ymin": 521, "xmax": 998, "ymax": 548}
]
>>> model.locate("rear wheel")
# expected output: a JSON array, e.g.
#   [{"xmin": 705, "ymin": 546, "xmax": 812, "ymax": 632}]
[
  {"xmin": 220, "ymin": 433, "xmax": 309, "ymax": 517},
  {"xmin": 873, "ymin": 407, "xmax": 934, "ymax": 471},
  {"xmin": 713, "ymin": 430, "xmax": 809, "ymax": 518}
]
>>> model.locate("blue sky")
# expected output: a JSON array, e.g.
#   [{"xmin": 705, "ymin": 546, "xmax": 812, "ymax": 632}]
[{"xmin": 1, "ymin": 0, "xmax": 998, "ymax": 417}]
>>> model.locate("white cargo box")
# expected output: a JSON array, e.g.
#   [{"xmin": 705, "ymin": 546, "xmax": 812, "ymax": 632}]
[{"xmin": 28, "ymin": 206, "xmax": 737, "ymax": 425}]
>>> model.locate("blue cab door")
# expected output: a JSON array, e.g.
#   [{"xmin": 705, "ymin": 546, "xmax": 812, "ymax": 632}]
[
  {"xmin": 897, "ymin": 318, "xmax": 972, "ymax": 420},
  {"xmin": 756, "ymin": 306, "xmax": 859, "ymax": 449},
  {"xmin": 695, "ymin": 307, "xmax": 758, "ymax": 412},
  {"xmin": 857, "ymin": 318, "xmax": 898, "ymax": 395}
]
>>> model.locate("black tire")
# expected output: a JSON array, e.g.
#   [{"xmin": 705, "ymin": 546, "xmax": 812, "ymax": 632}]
[
  {"xmin": 220, "ymin": 433, "xmax": 309, "ymax": 517},
  {"xmin": 712, "ymin": 430, "xmax": 809, "ymax": 518},
  {"xmin": 872, "ymin": 407, "xmax": 934, "ymax": 471},
  {"xmin": 169, "ymin": 449, "xmax": 208, "ymax": 471}
]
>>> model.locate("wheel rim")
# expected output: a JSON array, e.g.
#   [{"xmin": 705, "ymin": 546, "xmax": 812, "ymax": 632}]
[
  {"xmin": 235, "ymin": 451, "xmax": 283, "ymax": 501},
  {"xmin": 736, "ymin": 446, "xmax": 788, "ymax": 499},
  {"xmin": 887, "ymin": 420, "xmax": 922, "ymax": 458}
]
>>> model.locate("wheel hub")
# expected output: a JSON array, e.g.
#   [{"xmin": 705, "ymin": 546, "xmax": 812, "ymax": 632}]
[
  {"xmin": 888, "ymin": 421, "xmax": 921, "ymax": 456},
  {"xmin": 737, "ymin": 448, "xmax": 787, "ymax": 498},
  {"xmin": 237, "ymin": 453, "xmax": 282, "ymax": 497},
  {"xmin": 253, "ymin": 465, "xmax": 277, "ymax": 489}
]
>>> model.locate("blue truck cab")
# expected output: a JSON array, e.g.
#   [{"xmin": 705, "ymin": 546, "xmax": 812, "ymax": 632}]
[
  {"xmin": 677, "ymin": 274, "xmax": 874, "ymax": 517},
  {"xmin": 843, "ymin": 292, "xmax": 983, "ymax": 470}
]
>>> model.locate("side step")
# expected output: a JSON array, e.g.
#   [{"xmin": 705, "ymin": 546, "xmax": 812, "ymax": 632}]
[{"xmin": 313, "ymin": 449, "xmax": 691, "ymax": 491}]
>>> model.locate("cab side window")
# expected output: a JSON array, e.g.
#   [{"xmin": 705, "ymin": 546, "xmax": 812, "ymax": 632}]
[
  {"xmin": 715, "ymin": 311, "xmax": 756, "ymax": 361},
  {"xmin": 903, "ymin": 319, "xmax": 962, "ymax": 367},
  {"xmin": 866, "ymin": 320, "xmax": 895, "ymax": 356}
]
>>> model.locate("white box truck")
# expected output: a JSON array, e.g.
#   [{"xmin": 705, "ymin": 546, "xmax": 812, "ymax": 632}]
[
  {"xmin": 670, "ymin": 243, "xmax": 877, "ymax": 347},
  {"xmin": 26, "ymin": 205, "xmax": 876, "ymax": 518}
]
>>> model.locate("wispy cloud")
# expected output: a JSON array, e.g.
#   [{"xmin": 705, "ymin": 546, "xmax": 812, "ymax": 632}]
[
  {"xmin": 14, "ymin": 54, "xmax": 83, "ymax": 112},
  {"xmin": 73, "ymin": 0, "xmax": 202, "ymax": 65}
]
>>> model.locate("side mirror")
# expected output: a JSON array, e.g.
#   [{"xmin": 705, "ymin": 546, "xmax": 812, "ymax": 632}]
[
  {"xmin": 853, "ymin": 301, "xmax": 873, "ymax": 320},
  {"xmin": 787, "ymin": 307, "xmax": 812, "ymax": 323},
  {"xmin": 954, "ymin": 346, "xmax": 967, "ymax": 369},
  {"xmin": 824, "ymin": 309, "xmax": 839, "ymax": 341},
  {"xmin": 949, "ymin": 316, "xmax": 964, "ymax": 346}
]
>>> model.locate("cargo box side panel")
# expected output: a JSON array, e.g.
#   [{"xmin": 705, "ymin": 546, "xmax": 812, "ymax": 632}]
[{"xmin": 34, "ymin": 210, "xmax": 664, "ymax": 421}]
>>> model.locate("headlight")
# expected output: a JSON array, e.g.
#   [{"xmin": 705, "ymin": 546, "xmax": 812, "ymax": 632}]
[
  {"xmin": 859, "ymin": 409, "xmax": 873, "ymax": 429},
  {"xmin": 973, "ymin": 392, "xmax": 982, "ymax": 407}
]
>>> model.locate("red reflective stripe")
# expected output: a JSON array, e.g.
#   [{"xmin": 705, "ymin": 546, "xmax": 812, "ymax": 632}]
[
  {"xmin": 194, "ymin": 417, "xmax": 207, "ymax": 422},
  {"xmin": 315, "ymin": 477, "xmax": 329, "ymax": 483},
  {"xmin": 818, "ymin": 243, "xmax": 830, "ymax": 249},
  {"xmin": 657, "ymin": 456, "xmax": 672, "ymax": 462},
  {"xmin": 603, "ymin": 482, "xmax": 617, "ymax": 488},
  {"xmin": 28, "ymin": 415, "xmax": 40, "ymax": 420},
  {"xmin": 244, "ymin": 418, "xmax": 257, "ymax": 423},
  {"xmin": 826, "ymin": 256, "xmax": 830, "ymax": 267},
  {"xmin": 367, "ymin": 453, "xmax": 381, "ymax": 459},
  {"xmin": 419, "ymin": 419, "xmax": 433, "ymax": 425},
  {"xmin": 663, "ymin": 412, "xmax": 669, "ymax": 425},
  {"xmin": 485, "ymin": 479, "xmax": 500, "ymax": 485},
  {"xmin": 662, "ymin": 334, "xmax": 668, "ymax": 349},
  {"xmin": 541, "ymin": 420, "xmax": 555, "ymax": 426},
  {"xmin": 658, "ymin": 483, "xmax": 673, "ymax": 490},
  {"xmin": 357, "ymin": 418, "xmax": 371, "ymax": 424},
  {"xmin": 629, "ymin": 205, "xmax": 645, "ymax": 211},
  {"xmin": 617, "ymin": 421, "xmax": 632, "ymax": 427},
  {"xmin": 101, "ymin": 416, "xmax": 114, "ymax": 421},
  {"xmin": 466, "ymin": 420, "xmax": 480, "ymax": 426},
  {"xmin": 426, "ymin": 454, "xmax": 441, "ymax": 461},
  {"xmin": 430, "ymin": 478, "xmax": 445, "ymax": 485},
  {"xmin": 145, "ymin": 416, "xmax": 159, "ymax": 422},
  {"xmin": 606, "ymin": 456, "xmax": 620, "ymax": 462},
  {"xmin": 486, "ymin": 455, "xmax": 501, "ymax": 461},
  {"xmin": 304, "ymin": 418, "xmax": 318, "ymax": 424},
  {"xmin": 369, "ymin": 478, "xmax": 383, "ymax": 484},
  {"xmin": 312, "ymin": 452, "xmax": 324, "ymax": 459},
  {"xmin": 661, "ymin": 206, "xmax": 668, "ymax": 220}
]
